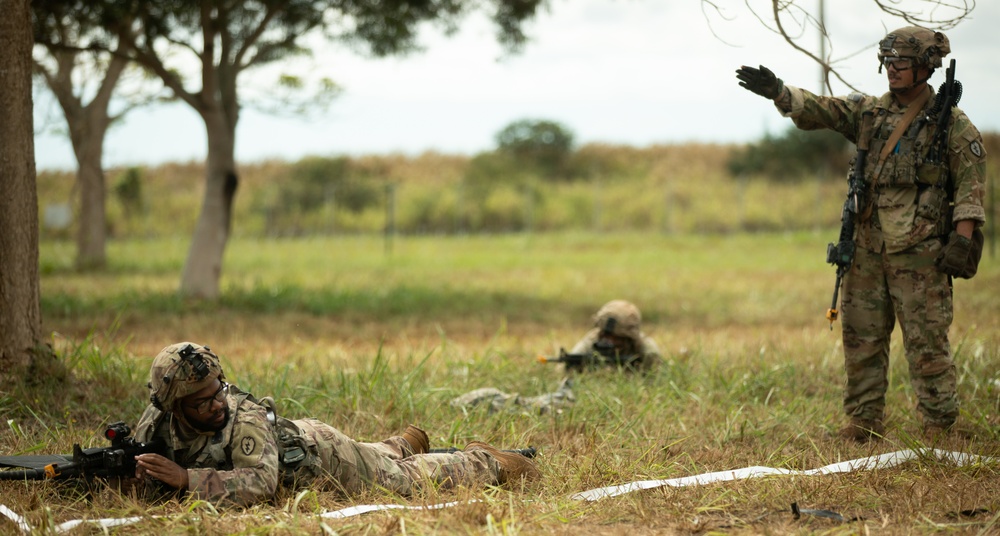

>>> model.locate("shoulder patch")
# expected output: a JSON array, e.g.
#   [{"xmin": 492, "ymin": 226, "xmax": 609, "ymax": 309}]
[
  {"xmin": 231, "ymin": 424, "xmax": 268, "ymax": 464},
  {"xmin": 241, "ymin": 436, "xmax": 257, "ymax": 456},
  {"xmin": 970, "ymin": 140, "xmax": 983, "ymax": 158}
]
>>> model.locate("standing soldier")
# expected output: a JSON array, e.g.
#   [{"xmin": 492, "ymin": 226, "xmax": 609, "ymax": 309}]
[
  {"xmin": 736, "ymin": 26, "xmax": 986, "ymax": 441},
  {"xmin": 133, "ymin": 342, "xmax": 539, "ymax": 506}
]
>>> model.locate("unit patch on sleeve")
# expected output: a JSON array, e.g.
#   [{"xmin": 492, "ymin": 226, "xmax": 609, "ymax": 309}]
[
  {"xmin": 970, "ymin": 140, "xmax": 983, "ymax": 158},
  {"xmin": 241, "ymin": 436, "xmax": 257, "ymax": 456},
  {"xmin": 231, "ymin": 425, "xmax": 268, "ymax": 465}
]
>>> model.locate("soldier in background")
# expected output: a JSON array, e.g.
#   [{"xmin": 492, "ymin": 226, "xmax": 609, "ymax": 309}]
[
  {"xmin": 451, "ymin": 300, "xmax": 659, "ymax": 413},
  {"xmin": 562, "ymin": 299, "xmax": 662, "ymax": 374},
  {"xmin": 736, "ymin": 26, "xmax": 986, "ymax": 441},
  {"xmin": 133, "ymin": 342, "xmax": 539, "ymax": 507}
]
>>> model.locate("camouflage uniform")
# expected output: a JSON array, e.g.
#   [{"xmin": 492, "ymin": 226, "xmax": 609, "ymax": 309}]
[
  {"xmin": 450, "ymin": 378, "xmax": 576, "ymax": 414},
  {"xmin": 568, "ymin": 300, "xmax": 662, "ymax": 373},
  {"xmin": 772, "ymin": 29, "xmax": 986, "ymax": 427},
  {"xmin": 135, "ymin": 343, "xmax": 510, "ymax": 507}
]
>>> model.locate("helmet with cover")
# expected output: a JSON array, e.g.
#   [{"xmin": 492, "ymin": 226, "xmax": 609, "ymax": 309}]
[
  {"xmin": 148, "ymin": 342, "xmax": 225, "ymax": 411},
  {"xmin": 877, "ymin": 26, "xmax": 950, "ymax": 72},
  {"xmin": 592, "ymin": 300, "xmax": 642, "ymax": 341}
]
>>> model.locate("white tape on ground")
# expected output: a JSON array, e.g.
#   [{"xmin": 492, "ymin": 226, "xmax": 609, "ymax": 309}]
[
  {"xmin": 571, "ymin": 448, "xmax": 997, "ymax": 501},
  {"xmin": 0, "ymin": 504, "xmax": 32, "ymax": 534},
  {"xmin": 55, "ymin": 515, "xmax": 146, "ymax": 532},
  {"xmin": 320, "ymin": 500, "xmax": 470, "ymax": 519},
  {"xmin": 0, "ymin": 500, "xmax": 473, "ymax": 533},
  {"xmin": 1, "ymin": 449, "xmax": 993, "ymax": 532}
]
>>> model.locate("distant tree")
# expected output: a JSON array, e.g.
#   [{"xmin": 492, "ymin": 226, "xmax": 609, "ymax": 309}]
[
  {"xmin": 284, "ymin": 157, "xmax": 379, "ymax": 212},
  {"xmin": 0, "ymin": 0, "xmax": 44, "ymax": 379},
  {"xmin": 495, "ymin": 119, "xmax": 575, "ymax": 180},
  {"xmin": 95, "ymin": 0, "xmax": 546, "ymax": 299},
  {"xmin": 32, "ymin": 0, "xmax": 161, "ymax": 270},
  {"xmin": 727, "ymin": 126, "xmax": 850, "ymax": 181},
  {"xmin": 463, "ymin": 151, "xmax": 525, "ymax": 195},
  {"xmin": 113, "ymin": 166, "xmax": 144, "ymax": 220}
]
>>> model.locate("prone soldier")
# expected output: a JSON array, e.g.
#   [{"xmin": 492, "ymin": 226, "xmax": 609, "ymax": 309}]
[
  {"xmin": 541, "ymin": 300, "xmax": 662, "ymax": 374},
  {"xmin": 133, "ymin": 342, "xmax": 539, "ymax": 506}
]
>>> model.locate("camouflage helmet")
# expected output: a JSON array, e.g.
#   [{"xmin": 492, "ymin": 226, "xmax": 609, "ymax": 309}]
[
  {"xmin": 148, "ymin": 342, "xmax": 225, "ymax": 412},
  {"xmin": 877, "ymin": 26, "xmax": 950, "ymax": 70},
  {"xmin": 592, "ymin": 300, "xmax": 642, "ymax": 341}
]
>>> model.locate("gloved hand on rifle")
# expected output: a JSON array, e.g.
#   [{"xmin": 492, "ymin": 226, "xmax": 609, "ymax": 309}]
[
  {"xmin": 736, "ymin": 65, "xmax": 785, "ymax": 100},
  {"xmin": 935, "ymin": 229, "xmax": 983, "ymax": 279}
]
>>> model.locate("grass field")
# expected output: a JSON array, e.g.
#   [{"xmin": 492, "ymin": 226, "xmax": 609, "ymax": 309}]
[{"xmin": 3, "ymin": 231, "xmax": 1000, "ymax": 534}]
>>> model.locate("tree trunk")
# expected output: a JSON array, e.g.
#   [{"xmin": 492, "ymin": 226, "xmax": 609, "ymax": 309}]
[
  {"xmin": 74, "ymin": 127, "xmax": 108, "ymax": 270},
  {"xmin": 43, "ymin": 51, "xmax": 127, "ymax": 271},
  {"xmin": 179, "ymin": 109, "xmax": 238, "ymax": 299},
  {"xmin": 0, "ymin": 0, "xmax": 42, "ymax": 377}
]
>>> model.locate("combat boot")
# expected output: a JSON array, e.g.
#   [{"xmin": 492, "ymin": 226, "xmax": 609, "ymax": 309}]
[
  {"xmin": 401, "ymin": 424, "xmax": 430, "ymax": 455},
  {"xmin": 464, "ymin": 441, "xmax": 541, "ymax": 484},
  {"xmin": 838, "ymin": 417, "xmax": 885, "ymax": 443}
]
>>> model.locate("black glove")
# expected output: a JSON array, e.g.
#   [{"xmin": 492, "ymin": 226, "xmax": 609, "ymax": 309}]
[
  {"xmin": 736, "ymin": 65, "xmax": 784, "ymax": 100},
  {"xmin": 935, "ymin": 231, "xmax": 973, "ymax": 278}
]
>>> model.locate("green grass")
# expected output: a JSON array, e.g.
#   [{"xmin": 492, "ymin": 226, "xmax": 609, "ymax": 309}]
[{"xmin": 3, "ymin": 231, "xmax": 1000, "ymax": 534}]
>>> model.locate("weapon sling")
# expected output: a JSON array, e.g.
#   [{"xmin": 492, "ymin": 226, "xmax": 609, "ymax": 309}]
[
  {"xmin": 860, "ymin": 87, "xmax": 931, "ymax": 221},
  {"xmin": 828, "ymin": 88, "xmax": 931, "ymax": 327}
]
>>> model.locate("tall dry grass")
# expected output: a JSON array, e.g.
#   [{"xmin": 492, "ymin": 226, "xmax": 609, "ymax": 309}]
[
  {"xmin": 11, "ymin": 138, "xmax": 1000, "ymax": 534},
  {"xmin": 4, "ymin": 228, "xmax": 999, "ymax": 534}
]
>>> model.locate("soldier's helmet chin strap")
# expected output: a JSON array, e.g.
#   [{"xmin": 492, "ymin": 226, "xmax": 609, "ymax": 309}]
[{"xmin": 888, "ymin": 68, "xmax": 933, "ymax": 95}]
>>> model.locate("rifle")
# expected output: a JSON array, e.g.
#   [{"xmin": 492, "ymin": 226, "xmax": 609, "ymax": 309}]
[
  {"xmin": 926, "ymin": 59, "xmax": 961, "ymax": 166},
  {"xmin": 825, "ymin": 110, "xmax": 875, "ymax": 329},
  {"xmin": 0, "ymin": 422, "xmax": 164, "ymax": 481},
  {"xmin": 537, "ymin": 343, "xmax": 637, "ymax": 371},
  {"xmin": 537, "ymin": 347, "xmax": 596, "ymax": 368},
  {"xmin": 429, "ymin": 447, "xmax": 538, "ymax": 458}
]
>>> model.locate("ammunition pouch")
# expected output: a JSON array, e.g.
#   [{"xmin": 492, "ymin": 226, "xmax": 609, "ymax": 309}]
[{"xmin": 259, "ymin": 396, "xmax": 320, "ymax": 488}]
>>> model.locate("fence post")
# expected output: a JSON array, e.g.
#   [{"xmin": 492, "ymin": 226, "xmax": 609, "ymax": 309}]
[
  {"xmin": 989, "ymin": 172, "xmax": 995, "ymax": 259},
  {"xmin": 385, "ymin": 182, "xmax": 396, "ymax": 256},
  {"xmin": 324, "ymin": 183, "xmax": 336, "ymax": 235},
  {"xmin": 593, "ymin": 175, "xmax": 602, "ymax": 232}
]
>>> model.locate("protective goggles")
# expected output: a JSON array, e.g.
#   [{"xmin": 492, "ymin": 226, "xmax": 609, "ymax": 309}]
[{"xmin": 881, "ymin": 57, "xmax": 913, "ymax": 71}]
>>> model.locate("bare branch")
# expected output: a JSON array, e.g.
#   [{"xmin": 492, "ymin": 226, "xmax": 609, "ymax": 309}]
[
  {"xmin": 873, "ymin": 0, "xmax": 975, "ymax": 30},
  {"xmin": 765, "ymin": 0, "xmax": 973, "ymax": 95},
  {"xmin": 699, "ymin": 0, "xmax": 742, "ymax": 47}
]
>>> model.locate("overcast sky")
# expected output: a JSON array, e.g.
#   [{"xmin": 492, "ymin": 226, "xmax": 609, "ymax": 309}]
[{"xmin": 33, "ymin": 0, "xmax": 1000, "ymax": 171}]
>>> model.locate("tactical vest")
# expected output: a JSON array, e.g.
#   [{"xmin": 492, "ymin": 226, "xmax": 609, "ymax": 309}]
[
  {"xmin": 859, "ymin": 96, "xmax": 952, "ymax": 252},
  {"xmin": 253, "ymin": 394, "xmax": 322, "ymax": 487},
  {"xmin": 140, "ymin": 386, "xmax": 320, "ymax": 488},
  {"xmin": 178, "ymin": 389, "xmax": 256, "ymax": 470}
]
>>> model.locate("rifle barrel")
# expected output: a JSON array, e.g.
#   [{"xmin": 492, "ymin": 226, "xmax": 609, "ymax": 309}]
[{"xmin": 0, "ymin": 468, "xmax": 48, "ymax": 481}]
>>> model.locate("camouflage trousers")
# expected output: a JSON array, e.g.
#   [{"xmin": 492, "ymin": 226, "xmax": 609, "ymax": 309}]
[
  {"xmin": 293, "ymin": 419, "xmax": 501, "ymax": 496},
  {"xmin": 840, "ymin": 239, "xmax": 958, "ymax": 426}
]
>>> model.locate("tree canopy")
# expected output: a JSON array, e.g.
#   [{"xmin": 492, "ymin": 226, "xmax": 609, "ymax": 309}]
[
  {"xmin": 77, "ymin": 0, "xmax": 548, "ymax": 298},
  {"xmin": 495, "ymin": 118, "xmax": 575, "ymax": 180}
]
